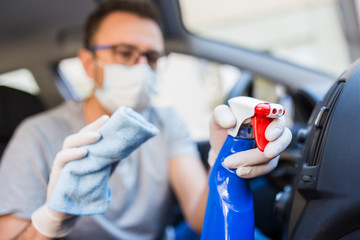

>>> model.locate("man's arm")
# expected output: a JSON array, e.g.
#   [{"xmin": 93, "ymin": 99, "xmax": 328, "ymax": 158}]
[
  {"xmin": 0, "ymin": 115, "xmax": 109, "ymax": 240},
  {"xmin": 168, "ymin": 155, "xmax": 208, "ymax": 234},
  {"xmin": 0, "ymin": 215, "xmax": 51, "ymax": 240}
]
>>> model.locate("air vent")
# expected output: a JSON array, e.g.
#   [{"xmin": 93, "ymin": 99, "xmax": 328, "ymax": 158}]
[{"xmin": 306, "ymin": 80, "xmax": 345, "ymax": 166}]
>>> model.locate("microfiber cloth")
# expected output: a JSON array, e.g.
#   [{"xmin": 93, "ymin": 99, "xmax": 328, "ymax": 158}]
[{"xmin": 48, "ymin": 107, "xmax": 159, "ymax": 215}]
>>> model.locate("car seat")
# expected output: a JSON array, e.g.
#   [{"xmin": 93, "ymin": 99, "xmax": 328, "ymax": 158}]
[{"xmin": 0, "ymin": 86, "xmax": 45, "ymax": 159}]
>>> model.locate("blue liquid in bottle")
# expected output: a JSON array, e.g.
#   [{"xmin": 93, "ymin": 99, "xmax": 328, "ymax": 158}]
[{"xmin": 201, "ymin": 125, "xmax": 255, "ymax": 240}]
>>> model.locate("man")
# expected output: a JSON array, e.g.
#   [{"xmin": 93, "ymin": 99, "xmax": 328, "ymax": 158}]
[{"xmin": 0, "ymin": 0, "xmax": 291, "ymax": 239}]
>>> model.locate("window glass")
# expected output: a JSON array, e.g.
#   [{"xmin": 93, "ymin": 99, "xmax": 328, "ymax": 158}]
[
  {"xmin": 179, "ymin": 0, "xmax": 358, "ymax": 77},
  {"xmin": 155, "ymin": 53, "xmax": 295, "ymax": 140},
  {"xmin": 154, "ymin": 53, "xmax": 240, "ymax": 141},
  {"xmin": 0, "ymin": 68, "xmax": 40, "ymax": 95}
]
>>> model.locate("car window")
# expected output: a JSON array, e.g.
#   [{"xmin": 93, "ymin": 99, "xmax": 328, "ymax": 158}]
[
  {"xmin": 155, "ymin": 53, "xmax": 293, "ymax": 140},
  {"xmin": 0, "ymin": 68, "xmax": 40, "ymax": 95},
  {"xmin": 155, "ymin": 53, "xmax": 240, "ymax": 141},
  {"xmin": 179, "ymin": 0, "xmax": 360, "ymax": 77}
]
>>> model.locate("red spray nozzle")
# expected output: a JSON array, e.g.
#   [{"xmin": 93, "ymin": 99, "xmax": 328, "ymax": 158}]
[{"xmin": 252, "ymin": 103, "xmax": 284, "ymax": 151}]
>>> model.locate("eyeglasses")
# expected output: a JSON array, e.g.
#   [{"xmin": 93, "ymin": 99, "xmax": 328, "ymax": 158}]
[{"xmin": 88, "ymin": 43, "xmax": 163, "ymax": 70}]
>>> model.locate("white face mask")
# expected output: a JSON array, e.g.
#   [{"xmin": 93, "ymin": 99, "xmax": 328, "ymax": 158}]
[{"xmin": 95, "ymin": 63, "xmax": 157, "ymax": 113}]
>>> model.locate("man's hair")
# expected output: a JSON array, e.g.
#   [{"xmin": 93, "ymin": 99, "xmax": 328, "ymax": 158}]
[{"xmin": 84, "ymin": 0, "xmax": 161, "ymax": 48}]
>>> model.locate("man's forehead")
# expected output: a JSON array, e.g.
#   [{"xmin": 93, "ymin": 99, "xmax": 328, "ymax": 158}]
[{"xmin": 93, "ymin": 11, "xmax": 164, "ymax": 51}]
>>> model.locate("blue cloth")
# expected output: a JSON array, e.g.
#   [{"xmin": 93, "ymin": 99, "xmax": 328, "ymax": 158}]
[{"xmin": 48, "ymin": 107, "xmax": 159, "ymax": 215}]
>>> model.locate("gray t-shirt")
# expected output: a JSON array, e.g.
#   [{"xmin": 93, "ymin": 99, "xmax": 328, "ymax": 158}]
[{"xmin": 0, "ymin": 101, "xmax": 199, "ymax": 240}]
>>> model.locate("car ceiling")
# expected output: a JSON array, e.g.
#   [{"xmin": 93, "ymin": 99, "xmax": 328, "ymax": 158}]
[
  {"xmin": 0, "ymin": 0, "xmax": 98, "ymax": 69},
  {"xmin": 0, "ymin": 0, "xmax": 182, "ymax": 74},
  {"xmin": 0, "ymin": 0, "xmax": 98, "ymax": 107}
]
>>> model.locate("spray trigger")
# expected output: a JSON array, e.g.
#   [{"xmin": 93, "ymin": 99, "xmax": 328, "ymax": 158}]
[
  {"xmin": 228, "ymin": 97, "xmax": 285, "ymax": 152},
  {"xmin": 251, "ymin": 103, "xmax": 284, "ymax": 151}
]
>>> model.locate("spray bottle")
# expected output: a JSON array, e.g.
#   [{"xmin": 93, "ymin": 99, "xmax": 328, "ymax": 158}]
[{"xmin": 201, "ymin": 96, "xmax": 284, "ymax": 240}]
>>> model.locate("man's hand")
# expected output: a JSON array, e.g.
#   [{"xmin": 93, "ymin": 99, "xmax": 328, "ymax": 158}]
[
  {"xmin": 31, "ymin": 115, "xmax": 109, "ymax": 238},
  {"xmin": 209, "ymin": 104, "xmax": 292, "ymax": 178}
]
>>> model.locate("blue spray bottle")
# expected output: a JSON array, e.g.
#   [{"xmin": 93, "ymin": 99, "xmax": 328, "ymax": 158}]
[{"xmin": 201, "ymin": 96, "xmax": 285, "ymax": 240}]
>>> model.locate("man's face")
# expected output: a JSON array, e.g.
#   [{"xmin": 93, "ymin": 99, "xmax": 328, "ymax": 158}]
[{"xmin": 90, "ymin": 11, "xmax": 164, "ymax": 86}]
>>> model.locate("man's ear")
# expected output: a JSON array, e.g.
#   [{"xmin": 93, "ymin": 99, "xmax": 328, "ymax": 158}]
[{"xmin": 78, "ymin": 48, "xmax": 95, "ymax": 79}]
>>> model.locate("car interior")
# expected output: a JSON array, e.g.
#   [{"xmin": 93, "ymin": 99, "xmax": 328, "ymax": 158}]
[{"xmin": 1, "ymin": 0, "xmax": 360, "ymax": 239}]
